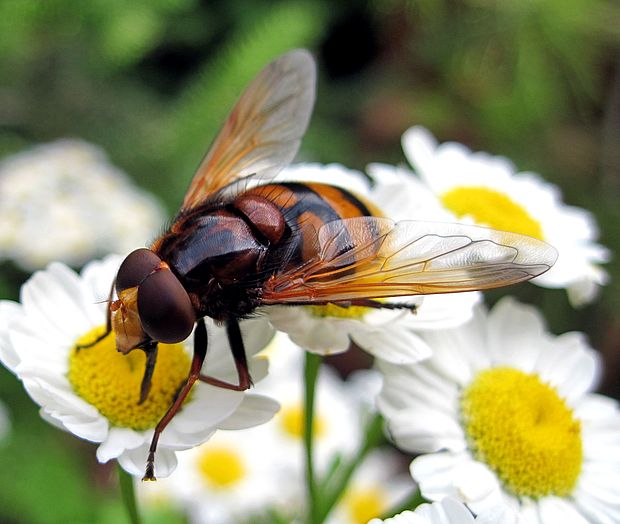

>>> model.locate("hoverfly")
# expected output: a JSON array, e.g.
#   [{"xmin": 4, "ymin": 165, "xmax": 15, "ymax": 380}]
[{"xmin": 88, "ymin": 49, "xmax": 557, "ymax": 480}]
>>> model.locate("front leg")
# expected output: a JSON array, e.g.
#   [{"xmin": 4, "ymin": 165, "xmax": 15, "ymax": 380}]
[
  {"xmin": 76, "ymin": 280, "xmax": 115, "ymax": 350},
  {"xmin": 198, "ymin": 318, "xmax": 253, "ymax": 391},
  {"xmin": 143, "ymin": 317, "xmax": 208, "ymax": 481}
]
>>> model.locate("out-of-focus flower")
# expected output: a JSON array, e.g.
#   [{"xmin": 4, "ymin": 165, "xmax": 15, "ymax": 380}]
[
  {"xmin": 369, "ymin": 497, "xmax": 515, "ymax": 524},
  {"xmin": 327, "ymin": 449, "xmax": 414, "ymax": 524},
  {"xmin": 254, "ymin": 333, "xmax": 362, "ymax": 475},
  {"xmin": 0, "ymin": 140, "xmax": 165, "ymax": 271},
  {"xmin": 138, "ymin": 427, "xmax": 291, "ymax": 524},
  {"xmin": 377, "ymin": 297, "xmax": 620, "ymax": 523},
  {"xmin": 139, "ymin": 333, "xmax": 377, "ymax": 523},
  {"xmin": 369, "ymin": 127, "xmax": 610, "ymax": 306},
  {"xmin": 0, "ymin": 255, "xmax": 278, "ymax": 477},
  {"xmin": 270, "ymin": 163, "xmax": 481, "ymax": 362}
]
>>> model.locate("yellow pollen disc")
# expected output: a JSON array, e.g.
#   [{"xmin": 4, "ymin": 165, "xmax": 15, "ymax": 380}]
[
  {"xmin": 197, "ymin": 445, "xmax": 246, "ymax": 488},
  {"xmin": 279, "ymin": 403, "xmax": 327, "ymax": 440},
  {"xmin": 343, "ymin": 486, "xmax": 388, "ymax": 524},
  {"xmin": 68, "ymin": 325, "xmax": 190, "ymax": 431},
  {"xmin": 461, "ymin": 367, "xmax": 582, "ymax": 498},
  {"xmin": 308, "ymin": 303, "xmax": 372, "ymax": 319},
  {"xmin": 441, "ymin": 186, "xmax": 544, "ymax": 240}
]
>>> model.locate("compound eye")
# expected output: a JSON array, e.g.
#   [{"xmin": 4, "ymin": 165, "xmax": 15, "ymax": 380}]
[
  {"xmin": 137, "ymin": 269, "xmax": 195, "ymax": 344},
  {"xmin": 116, "ymin": 248, "xmax": 162, "ymax": 293}
]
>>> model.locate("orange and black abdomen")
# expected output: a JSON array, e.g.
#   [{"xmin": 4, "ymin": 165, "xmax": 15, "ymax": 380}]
[
  {"xmin": 244, "ymin": 181, "xmax": 382, "ymax": 270},
  {"xmin": 153, "ymin": 181, "xmax": 382, "ymax": 320}
]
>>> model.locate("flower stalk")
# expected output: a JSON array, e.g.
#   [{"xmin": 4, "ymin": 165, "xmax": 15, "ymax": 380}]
[
  {"xmin": 316, "ymin": 412, "xmax": 385, "ymax": 522},
  {"xmin": 304, "ymin": 351, "xmax": 322, "ymax": 524},
  {"xmin": 118, "ymin": 462, "xmax": 142, "ymax": 524}
]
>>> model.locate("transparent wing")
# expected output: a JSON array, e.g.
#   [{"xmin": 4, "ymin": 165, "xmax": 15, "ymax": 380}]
[
  {"xmin": 182, "ymin": 49, "xmax": 316, "ymax": 209},
  {"xmin": 261, "ymin": 217, "xmax": 558, "ymax": 303}
]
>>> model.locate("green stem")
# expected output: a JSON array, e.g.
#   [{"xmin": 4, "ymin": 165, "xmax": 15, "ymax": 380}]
[
  {"xmin": 316, "ymin": 412, "xmax": 385, "ymax": 522},
  {"xmin": 304, "ymin": 352, "xmax": 322, "ymax": 524},
  {"xmin": 117, "ymin": 463, "xmax": 142, "ymax": 524}
]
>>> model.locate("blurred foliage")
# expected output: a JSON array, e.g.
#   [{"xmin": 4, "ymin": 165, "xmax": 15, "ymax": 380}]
[{"xmin": 0, "ymin": 0, "xmax": 619, "ymax": 522}]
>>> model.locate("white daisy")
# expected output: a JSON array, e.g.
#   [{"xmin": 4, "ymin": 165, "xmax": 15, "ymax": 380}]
[
  {"xmin": 0, "ymin": 255, "xmax": 278, "ymax": 477},
  {"xmin": 384, "ymin": 126, "xmax": 610, "ymax": 306},
  {"xmin": 268, "ymin": 162, "xmax": 482, "ymax": 363},
  {"xmin": 377, "ymin": 297, "xmax": 620, "ymax": 523},
  {"xmin": 140, "ymin": 333, "xmax": 375, "ymax": 523},
  {"xmin": 369, "ymin": 497, "xmax": 515, "ymax": 524},
  {"xmin": 327, "ymin": 448, "xmax": 415, "ymax": 524},
  {"xmin": 0, "ymin": 140, "xmax": 165, "ymax": 271},
  {"xmin": 254, "ymin": 333, "xmax": 362, "ymax": 475},
  {"xmin": 137, "ymin": 427, "xmax": 292, "ymax": 524}
]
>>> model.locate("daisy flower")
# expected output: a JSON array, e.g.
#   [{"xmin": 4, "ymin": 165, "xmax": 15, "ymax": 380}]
[
  {"xmin": 140, "ymin": 333, "xmax": 376, "ymax": 523},
  {"xmin": 0, "ymin": 255, "xmax": 278, "ymax": 477},
  {"xmin": 377, "ymin": 297, "xmax": 620, "ymax": 523},
  {"xmin": 269, "ymin": 162, "xmax": 481, "ymax": 363},
  {"xmin": 137, "ymin": 427, "xmax": 292, "ymax": 524},
  {"xmin": 380, "ymin": 126, "xmax": 610, "ymax": 306},
  {"xmin": 327, "ymin": 448, "xmax": 414, "ymax": 524},
  {"xmin": 254, "ymin": 333, "xmax": 362, "ymax": 475},
  {"xmin": 369, "ymin": 497, "xmax": 515, "ymax": 524},
  {"xmin": 0, "ymin": 140, "xmax": 165, "ymax": 271}
]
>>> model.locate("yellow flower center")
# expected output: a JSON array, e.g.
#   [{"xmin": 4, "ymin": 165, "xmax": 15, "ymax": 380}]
[
  {"xmin": 342, "ymin": 486, "xmax": 388, "ymax": 523},
  {"xmin": 441, "ymin": 186, "xmax": 544, "ymax": 240},
  {"xmin": 197, "ymin": 445, "xmax": 246, "ymax": 488},
  {"xmin": 308, "ymin": 303, "xmax": 372, "ymax": 319},
  {"xmin": 461, "ymin": 367, "xmax": 582, "ymax": 498},
  {"xmin": 68, "ymin": 326, "xmax": 190, "ymax": 431},
  {"xmin": 279, "ymin": 403, "xmax": 327, "ymax": 439}
]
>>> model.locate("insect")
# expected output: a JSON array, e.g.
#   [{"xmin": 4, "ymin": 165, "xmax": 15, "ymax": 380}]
[{"xmin": 87, "ymin": 49, "xmax": 557, "ymax": 480}]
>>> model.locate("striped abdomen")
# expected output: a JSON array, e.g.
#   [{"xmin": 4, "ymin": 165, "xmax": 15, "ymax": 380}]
[{"xmin": 243, "ymin": 182, "xmax": 382, "ymax": 272}]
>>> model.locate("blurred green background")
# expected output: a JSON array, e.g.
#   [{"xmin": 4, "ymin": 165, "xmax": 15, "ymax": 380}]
[{"xmin": 0, "ymin": 0, "xmax": 619, "ymax": 522}]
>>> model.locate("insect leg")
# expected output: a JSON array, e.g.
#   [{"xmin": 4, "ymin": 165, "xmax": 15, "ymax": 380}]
[
  {"xmin": 76, "ymin": 280, "xmax": 115, "ymax": 350},
  {"xmin": 142, "ymin": 317, "xmax": 208, "ymax": 481},
  {"xmin": 347, "ymin": 298, "xmax": 418, "ymax": 312},
  {"xmin": 198, "ymin": 319, "xmax": 253, "ymax": 391},
  {"xmin": 138, "ymin": 341, "xmax": 158, "ymax": 405},
  {"xmin": 265, "ymin": 299, "xmax": 418, "ymax": 312}
]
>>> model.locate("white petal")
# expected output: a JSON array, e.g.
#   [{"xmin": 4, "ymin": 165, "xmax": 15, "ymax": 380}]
[
  {"xmin": 536, "ymin": 332, "xmax": 600, "ymax": 402},
  {"xmin": 118, "ymin": 445, "xmax": 178, "ymax": 478},
  {"xmin": 218, "ymin": 394, "xmax": 280, "ymax": 430},
  {"xmin": 410, "ymin": 452, "xmax": 469, "ymax": 501},
  {"xmin": 402, "ymin": 126, "xmax": 440, "ymax": 181},
  {"xmin": 168, "ymin": 384, "xmax": 243, "ymax": 436},
  {"xmin": 414, "ymin": 499, "xmax": 475, "ymax": 524},
  {"xmin": 21, "ymin": 263, "xmax": 92, "ymax": 339},
  {"xmin": 387, "ymin": 407, "xmax": 465, "ymax": 453},
  {"xmin": 355, "ymin": 327, "xmax": 432, "ymax": 364},
  {"xmin": 537, "ymin": 497, "xmax": 589, "ymax": 524},
  {"xmin": 0, "ymin": 300, "xmax": 22, "ymax": 371},
  {"xmin": 267, "ymin": 306, "xmax": 355, "ymax": 355},
  {"xmin": 412, "ymin": 292, "xmax": 481, "ymax": 330},
  {"xmin": 278, "ymin": 163, "xmax": 370, "ymax": 195},
  {"xmin": 486, "ymin": 297, "xmax": 547, "ymax": 371},
  {"xmin": 97, "ymin": 427, "xmax": 145, "ymax": 462},
  {"xmin": 239, "ymin": 316, "xmax": 276, "ymax": 356}
]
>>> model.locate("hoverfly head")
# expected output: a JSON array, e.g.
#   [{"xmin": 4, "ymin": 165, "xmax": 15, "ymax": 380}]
[{"xmin": 112, "ymin": 248, "xmax": 195, "ymax": 354}]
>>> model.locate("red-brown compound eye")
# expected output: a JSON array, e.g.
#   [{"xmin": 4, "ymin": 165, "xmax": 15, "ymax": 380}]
[
  {"xmin": 137, "ymin": 269, "xmax": 195, "ymax": 344},
  {"xmin": 116, "ymin": 248, "xmax": 162, "ymax": 293}
]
